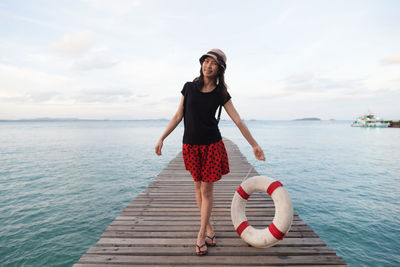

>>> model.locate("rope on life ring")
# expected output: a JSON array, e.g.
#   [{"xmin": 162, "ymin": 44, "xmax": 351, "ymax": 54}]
[{"xmin": 231, "ymin": 176, "xmax": 293, "ymax": 248}]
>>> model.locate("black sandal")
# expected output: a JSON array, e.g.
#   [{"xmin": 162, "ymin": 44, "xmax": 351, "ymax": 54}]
[
  {"xmin": 195, "ymin": 243, "xmax": 208, "ymax": 256},
  {"xmin": 205, "ymin": 234, "xmax": 216, "ymax": 247}
]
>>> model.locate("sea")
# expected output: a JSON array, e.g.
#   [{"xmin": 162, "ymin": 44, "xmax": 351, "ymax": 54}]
[{"xmin": 0, "ymin": 120, "xmax": 399, "ymax": 266}]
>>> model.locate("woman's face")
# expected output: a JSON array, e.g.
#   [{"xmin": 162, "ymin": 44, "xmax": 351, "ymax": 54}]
[{"xmin": 202, "ymin": 57, "xmax": 219, "ymax": 79}]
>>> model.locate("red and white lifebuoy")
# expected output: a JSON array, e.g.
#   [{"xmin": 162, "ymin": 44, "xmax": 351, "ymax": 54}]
[{"xmin": 231, "ymin": 176, "xmax": 293, "ymax": 248}]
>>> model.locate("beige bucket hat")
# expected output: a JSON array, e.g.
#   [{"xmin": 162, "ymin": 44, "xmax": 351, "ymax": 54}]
[{"xmin": 199, "ymin": 48, "xmax": 227, "ymax": 70}]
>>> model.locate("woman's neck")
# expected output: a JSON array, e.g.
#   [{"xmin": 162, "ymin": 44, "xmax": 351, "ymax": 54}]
[{"xmin": 202, "ymin": 77, "xmax": 217, "ymax": 92}]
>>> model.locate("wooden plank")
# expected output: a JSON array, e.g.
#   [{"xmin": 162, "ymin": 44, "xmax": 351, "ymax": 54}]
[
  {"xmin": 105, "ymin": 225, "xmax": 315, "ymax": 232},
  {"xmin": 110, "ymin": 220, "xmax": 308, "ymax": 227},
  {"xmin": 100, "ymin": 230, "xmax": 319, "ymax": 238},
  {"xmin": 121, "ymin": 207, "xmax": 278, "ymax": 212},
  {"xmin": 118, "ymin": 211, "xmax": 296, "ymax": 217},
  {"xmin": 73, "ymin": 138, "xmax": 347, "ymax": 266},
  {"xmin": 124, "ymin": 205, "xmax": 277, "ymax": 209},
  {"xmin": 77, "ymin": 254, "xmax": 346, "ymax": 265},
  {"xmin": 114, "ymin": 215, "xmax": 303, "ymax": 221},
  {"xmin": 95, "ymin": 237, "xmax": 327, "ymax": 247},
  {"xmin": 86, "ymin": 246, "xmax": 336, "ymax": 256}
]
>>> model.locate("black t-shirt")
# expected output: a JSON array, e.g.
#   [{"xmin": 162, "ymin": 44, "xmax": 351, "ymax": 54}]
[{"xmin": 181, "ymin": 81, "xmax": 231, "ymax": 145}]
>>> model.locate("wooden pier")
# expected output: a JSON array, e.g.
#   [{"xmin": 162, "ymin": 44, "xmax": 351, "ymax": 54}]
[{"xmin": 74, "ymin": 138, "xmax": 347, "ymax": 266}]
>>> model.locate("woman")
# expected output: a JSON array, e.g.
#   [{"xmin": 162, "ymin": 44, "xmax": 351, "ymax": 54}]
[{"xmin": 155, "ymin": 49, "xmax": 265, "ymax": 256}]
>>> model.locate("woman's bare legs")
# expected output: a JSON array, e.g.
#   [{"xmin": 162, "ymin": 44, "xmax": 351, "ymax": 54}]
[{"xmin": 194, "ymin": 181, "xmax": 215, "ymax": 253}]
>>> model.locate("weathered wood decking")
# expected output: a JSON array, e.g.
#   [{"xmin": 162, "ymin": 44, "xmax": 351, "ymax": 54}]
[{"xmin": 74, "ymin": 139, "xmax": 347, "ymax": 266}]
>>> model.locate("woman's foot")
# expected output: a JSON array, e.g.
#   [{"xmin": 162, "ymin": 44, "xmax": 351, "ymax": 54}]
[
  {"xmin": 205, "ymin": 224, "xmax": 216, "ymax": 246},
  {"xmin": 205, "ymin": 233, "xmax": 216, "ymax": 246},
  {"xmin": 195, "ymin": 243, "xmax": 208, "ymax": 256},
  {"xmin": 195, "ymin": 234, "xmax": 208, "ymax": 256}
]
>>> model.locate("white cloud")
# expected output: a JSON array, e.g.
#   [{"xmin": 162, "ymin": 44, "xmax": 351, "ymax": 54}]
[
  {"xmin": 74, "ymin": 86, "xmax": 136, "ymax": 103},
  {"xmin": 82, "ymin": 0, "xmax": 141, "ymax": 13},
  {"xmin": 381, "ymin": 53, "xmax": 400, "ymax": 65},
  {"xmin": 73, "ymin": 55, "xmax": 119, "ymax": 70},
  {"xmin": 252, "ymin": 89, "xmax": 297, "ymax": 99},
  {"xmin": 286, "ymin": 72, "xmax": 315, "ymax": 83},
  {"xmin": 52, "ymin": 31, "xmax": 93, "ymax": 57},
  {"xmin": 0, "ymin": 63, "xmax": 71, "ymax": 103},
  {"xmin": 283, "ymin": 69, "xmax": 366, "ymax": 94},
  {"xmin": 364, "ymin": 67, "xmax": 400, "ymax": 93},
  {"xmin": 115, "ymin": 59, "xmax": 194, "ymax": 96},
  {"xmin": 277, "ymin": 6, "xmax": 296, "ymax": 25},
  {"xmin": 0, "ymin": 9, "xmax": 68, "ymax": 31}
]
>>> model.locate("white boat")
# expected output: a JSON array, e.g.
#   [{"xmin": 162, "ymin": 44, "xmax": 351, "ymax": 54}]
[{"xmin": 351, "ymin": 113, "xmax": 389, "ymax": 127}]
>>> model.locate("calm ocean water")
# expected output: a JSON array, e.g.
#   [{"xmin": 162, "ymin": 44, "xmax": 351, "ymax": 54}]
[{"xmin": 0, "ymin": 120, "xmax": 399, "ymax": 266}]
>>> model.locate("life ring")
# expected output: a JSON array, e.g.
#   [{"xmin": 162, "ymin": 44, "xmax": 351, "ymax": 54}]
[{"xmin": 231, "ymin": 176, "xmax": 293, "ymax": 248}]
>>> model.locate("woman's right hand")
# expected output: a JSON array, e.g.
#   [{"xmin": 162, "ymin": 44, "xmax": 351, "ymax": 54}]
[
  {"xmin": 155, "ymin": 139, "xmax": 163, "ymax": 156},
  {"xmin": 253, "ymin": 144, "xmax": 265, "ymax": 161}
]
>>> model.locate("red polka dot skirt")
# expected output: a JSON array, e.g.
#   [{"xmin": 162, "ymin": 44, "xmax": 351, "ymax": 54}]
[{"xmin": 182, "ymin": 139, "xmax": 230, "ymax": 183}]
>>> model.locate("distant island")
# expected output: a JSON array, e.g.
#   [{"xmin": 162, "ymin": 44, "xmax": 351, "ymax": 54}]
[
  {"xmin": 21, "ymin": 117, "xmax": 80, "ymax": 121},
  {"xmin": 293, "ymin": 118, "xmax": 321, "ymax": 121}
]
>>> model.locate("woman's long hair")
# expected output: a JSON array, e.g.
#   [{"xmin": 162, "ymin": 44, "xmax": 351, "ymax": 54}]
[{"xmin": 193, "ymin": 61, "xmax": 228, "ymax": 99}]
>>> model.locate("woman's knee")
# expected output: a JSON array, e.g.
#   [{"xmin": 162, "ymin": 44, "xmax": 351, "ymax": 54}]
[
  {"xmin": 200, "ymin": 182, "xmax": 214, "ymax": 199},
  {"xmin": 194, "ymin": 181, "xmax": 202, "ymax": 199},
  {"xmin": 194, "ymin": 181, "xmax": 201, "ymax": 192}
]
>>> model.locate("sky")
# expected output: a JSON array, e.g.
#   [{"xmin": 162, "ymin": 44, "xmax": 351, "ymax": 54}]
[{"xmin": 0, "ymin": 0, "xmax": 399, "ymax": 120}]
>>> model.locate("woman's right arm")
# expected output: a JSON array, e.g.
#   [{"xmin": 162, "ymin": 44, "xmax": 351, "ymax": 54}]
[
  {"xmin": 223, "ymin": 99, "xmax": 265, "ymax": 161},
  {"xmin": 155, "ymin": 95, "xmax": 185, "ymax": 156}
]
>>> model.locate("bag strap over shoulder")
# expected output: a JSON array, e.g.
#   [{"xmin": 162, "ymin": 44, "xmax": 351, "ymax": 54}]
[
  {"xmin": 217, "ymin": 105, "xmax": 222, "ymax": 124},
  {"xmin": 216, "ymin": 85, "xmax": 224, "ymax": 124},
  {"xmin": 183, "ymin": 84, "xmax": 189, "ymax": 117}
]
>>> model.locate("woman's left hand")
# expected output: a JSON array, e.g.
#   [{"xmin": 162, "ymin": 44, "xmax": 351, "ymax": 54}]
[
  {"xmin": 155, "ymin": 139, "xmax": 163, "ymax": 156},
  {"xmin": 253, "ymin": 145, "xmax": 265, "ymax": 161}
]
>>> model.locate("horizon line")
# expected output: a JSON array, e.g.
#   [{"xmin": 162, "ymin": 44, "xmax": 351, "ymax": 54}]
[{"xmin": 0, "ymin": 118, "xmax": 354, "ymax": 122}]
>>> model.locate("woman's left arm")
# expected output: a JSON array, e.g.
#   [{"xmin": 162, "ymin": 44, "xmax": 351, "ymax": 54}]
[{"xmin": 223, "ymin": 100, "xmax": 266, "ymax": 161}]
